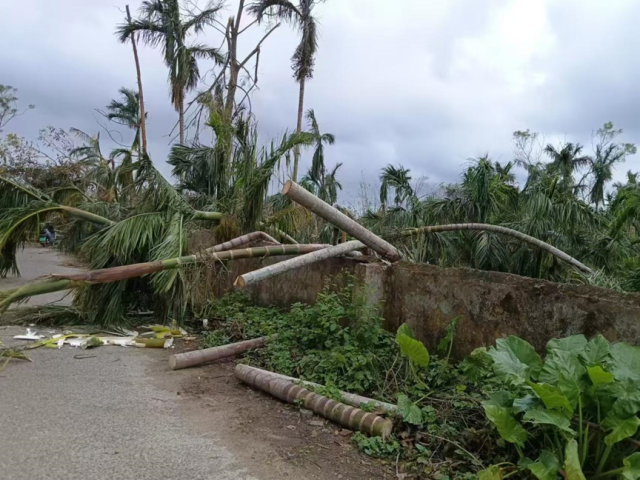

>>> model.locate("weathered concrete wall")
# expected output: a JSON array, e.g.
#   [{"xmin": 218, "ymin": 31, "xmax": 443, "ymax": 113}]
[
  {"xmin": 196, "ymin": 255, "xmax": 359, "ymax": 308},
  {"xmin": 359, "ymin": 263, "xmax": 640, "ymax": 357}
]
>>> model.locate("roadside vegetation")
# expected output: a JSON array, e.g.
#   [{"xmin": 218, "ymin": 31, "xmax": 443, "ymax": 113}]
[{"xmin": 200, "ymin": 281, "xmax": 640, "ymax": 479}]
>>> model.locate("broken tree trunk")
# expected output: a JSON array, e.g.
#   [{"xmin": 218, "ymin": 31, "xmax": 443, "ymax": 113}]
[
  {"xmin": 0, "ymin": 244, "xmax": 329, "ymax": 313},
  {"xmin": 240, "ymin": 365, "xmax": 396, "ymax": 413},
  {"xmin": 400, "ymin": 223, "xmax": 593, "ymax": 274},
  {"xmin": 169, "ymin": 336, "xmax": 268, "ymax": 370},
  {"xmin": 208, "ymin": 231, "xmax": 280, "ymax": 253},
  {"xmin": 235, "ymin": 240, "xmax": 364, "ymax": 288},
  {"xmin": 282, "ymin": 181, "xmax": 401, "ymax": 262},
  {"xmin": 235, "ymin": 364, "xmax": 393, "ymax": 438}
]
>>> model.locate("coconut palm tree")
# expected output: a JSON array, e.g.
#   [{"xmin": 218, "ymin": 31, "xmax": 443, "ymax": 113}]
[
  {"xmin": 116, "ymin": 0, "xmax": 224, "ymax": 144},
  {"xmin": 249, "ymin": 0, "xmax": 321, "ymax": 182},
  {"xmin": 105, "ymin": 87, "xmax": 146, "ymax": 155},
  {"xmin": 544, "ymin": 142, "xmax": 590, "ymax": 186},
  {"xmin": 379, "ymin": 165, "xmax": 413, "ymax": 211}
]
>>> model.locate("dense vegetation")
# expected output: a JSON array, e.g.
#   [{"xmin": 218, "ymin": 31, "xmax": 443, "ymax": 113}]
[{"xmin": 200, "ymin": 282, "xmax": 640, "ymax": 479}]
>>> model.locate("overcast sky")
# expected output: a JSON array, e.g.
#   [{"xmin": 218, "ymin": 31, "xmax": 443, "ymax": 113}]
[{"xmin": 3, "ymin": 0, "xmax": 640, "ymax": 204}]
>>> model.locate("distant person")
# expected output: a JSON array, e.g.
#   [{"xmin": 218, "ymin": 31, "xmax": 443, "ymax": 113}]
[{"xmin": 44, "ymin": 223, "xmax": 56, "ymax": 245}]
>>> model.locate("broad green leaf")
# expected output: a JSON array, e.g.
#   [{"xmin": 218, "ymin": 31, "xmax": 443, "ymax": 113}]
[
  {"xmin": 539, "ymin": 350, "xmax": 586, "ymax": 386},
  {"xmin": 488, "ymin": 350, "xmax": 530, "ymax": 385},
  {"xmin": 579, "ymin": 335, "xmax": 611, "ymax": 366},
  {"xmin": 547, "ymin": 335, "xmax": 587, "ymax": 354},
  {"xmin": 611, "ymin": 394, "xmax": 640, "ymax": 419},
  {"xmin": 622, "ymin": 453, "xmax": 640, "ymax": 480},
  {"xmin": 460, "ymin": 347, "xmax": 493, "ymax": 382},
  {"xmin": 396, "ymin": 333, "xmax": 429, "ymax": 367},
  {"xmin": 587, "ymin": 365, "xmax": 614, "ymax": 386},
  {"xmin": 523, "ymin": 408, "xmax": 575, "ymax": 434},
  {"xmin": 604, "ymin": 415, "xmax": 640, "ymax": 446},
  {"xmin": 529, "ymin": 382, "xmax": 574, "ymax": 415},
  {"xmin": 397, "ymin": 394, "xmax": 423, "ymax": 425},
  {"xmin": 611, "ymin": 343, "xmax": 640, "ymax": 383},
  {"xmin": 485, "ymin": 390, "xmax": 515, "ymax": 408},
  {"xmin": 496, "ymin": 336, "xmax": 543, "ymax": 379},
  {"xmin": 522, "ymin": 450, "xmax": 560, "ymax": 480},
  {"xmin": 478, "ymin": 465, "xmax": 502, "ymax": 480},
  {"xmin": 396, "ymin": 323, "xmax": 415, "ymax": 340},
  {"xmin": 482, "ymin": 404, "xmax": 528, "ymax": 447},
  {"xmin": 563, "ymin": 439, "xmax": 586, "ymax": 480},
  {"xmin": 513, "ymin": 395, "xmax": 539, "ymax": 413},
  {"xmin": 437, "ymin": 316, "xmax": 460, "ymax": 354}
]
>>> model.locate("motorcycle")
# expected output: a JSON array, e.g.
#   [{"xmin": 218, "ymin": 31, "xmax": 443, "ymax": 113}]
[{"xmin": 39, "ymin": 231, "xmax": 52, "ymax": 247}]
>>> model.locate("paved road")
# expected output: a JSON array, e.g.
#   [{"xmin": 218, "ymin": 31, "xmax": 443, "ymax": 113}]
[{"xmin": 0, "ymin": 247, "xmax": 254, "ymax": 480}]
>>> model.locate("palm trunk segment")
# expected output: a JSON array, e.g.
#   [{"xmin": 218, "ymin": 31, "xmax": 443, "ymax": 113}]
[
  {"xmin": 0, "ymin": 244, "xmax": 329, "ymax": 313},
  {"xmin": 235, "ymin": 364, "xmax": 393, "ymax": 438},
  {"xmin": 235, "ymin": 240, "xmax": 364, "ymax": 288},
  {"xmin": 292, "ymin": 77, "xmax": 306, "ymax": 182},
  {"xmin": 283, "ymin": 180, "xmax": 402, "ymax": 262},
  {"xmin": 169, "ymin": 336, "xmax": 268, "ymax": 370},
  {"xmin": 208, "ymin": 231, "xmax": 280, "ymax": 253},
  {"xmin": 400, "ymin": 223, "xmax": 593, "ymax": 274}
]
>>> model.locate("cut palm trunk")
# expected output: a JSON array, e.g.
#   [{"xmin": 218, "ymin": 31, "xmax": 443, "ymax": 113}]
[
  {"xmin": 282, "ymin": 181, "xmax": 401, "ymax": 262},
  {"xmin": 242, "ymin": 365, "xmax": 396, "ymax": 414},
  {"xmin": 235, "ymin": 240, "xmax": 364, "ymax": 288},
  {"xmin": 208, "ymin": 232, "xmax": 280, "ymax": 253},
  {"xmin": 400, "ymin": 223, "xmax": 593, "ymax": 274},
  {"xmin": 235, "ymin": 364, "xmax": 393, "ymax": 438},
  {"xmin": 0, "ymin": 244, "xmax": 329, "ymax": 313},
  {"xmin": 169, "ymin": 336, "xmax": 268, "ymax": 370}
]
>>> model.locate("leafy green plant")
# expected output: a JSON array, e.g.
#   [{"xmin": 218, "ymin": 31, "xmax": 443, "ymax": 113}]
[{"xmin": 478, "ymin": 334, "xmax": 640, "ymax": 479}]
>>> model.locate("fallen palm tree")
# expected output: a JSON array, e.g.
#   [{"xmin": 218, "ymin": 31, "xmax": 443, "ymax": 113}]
[
  {"xmin": 235, "ymin": 240, "xmax": 365, "ymax": 288},
  {"xmin": 399, "ymin": 223, "xmax": 593, "ymax": 274},
  {"xmin": 282, "ymin": 180, "xmax": 402, "ymax": 262},
  {"xmin": 169, "ymin": 336, "xmax": 269, "ymax": 370},
  {"xmin": 235, "ymin": 364, "xmax": 393, "ymax": 438},
  {"xmin": 207, "ymin": 231, "xmax": 280, "ymax": 252},
  {"xmin": 0, "ymin": 244, "xmax": 329, "ymax": 313}
]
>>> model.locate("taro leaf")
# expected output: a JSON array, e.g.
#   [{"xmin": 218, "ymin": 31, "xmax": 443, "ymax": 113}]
[
  {"xmin": 397, "ymin": 394, "xmax": 423, "ymax": 425},
  {"xmin": 611, "ymin": 343, "xmax": 640, "ymax": 383},
  {"xmin": 611, "ymin": 393, "xmax": 640, "ymax": 419},
  {"xmin": 539, "ymin": 350, "xmax": 586, "ymax": 386},
  {"xmin": 529, "ymin": 382, "xmax": 574, "ymax": 415},
  {"xmin": 603, "ymin": 415, "xmax": 640, "ymax": 446},
  {"xmin": 396, "ymin": 323, "xmax": 415, "ymax": 339},
  {"xmin": 496, "ymin": 336, "xmax": 543, "ymax": 380},
  {"xmin": 460, "ymin": 347, "xmax": 493, "ymax": 382},
  {"xmin": 579, "ymin": 335, "xmax": 611, "ymax": 366},
  {"xmin": 622, "ymin": 453, "xmax": 640, "ymax": 480},
  {"xmin": 513, "ymin": 395, "xmax": 539, "ymax": 413},
  {"xmin": 547, "ymin": 335, "xmax": 587, "ymax": 354},
  {"xmin": 563, "ymin": 439, "xmax": 586, "ymax": 480},
  {"xmin": 523, "ymin": 408, "xmax": 575, "ymax": 434},
  {"xmin": 478, "ymin": 465, "xmax": 503, "ymax": 480},
  {"xmin": 587, "ymin": 365, "xmax": 614, "ymax": 386},
  {"xmin": 396, "ymin": 333, "xmax": 429, "ymax": 367},
  {"xmin": 482, "ymin": 404, "xmax": 528, "ymax": 447},
  {"xmin": 520, "ymin": 450, "xmax": 560, "ymax": 480},
  {"xmin": 485, "ymin": 390, "xmax": 515, "ymax": 409},
  {"xmin": 488, "ymin": 349, "xmax": 529, "ymax": 385}
]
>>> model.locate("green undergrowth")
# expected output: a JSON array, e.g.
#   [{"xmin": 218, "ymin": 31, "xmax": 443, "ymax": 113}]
[{"xmin": 198, "ymin": 278, "xmax": 640, "ymax": 479}]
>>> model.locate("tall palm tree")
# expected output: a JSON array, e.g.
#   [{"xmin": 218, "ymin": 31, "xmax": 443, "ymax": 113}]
[
  {"xmin": 249, "ymin": 0, "xmax": 320, "ymax": 182},
  {"xmin": 379, "ymin": 164, "xmax": 413, "ymax": 211},
  {"xmin": 105, "ymin": 87, "xmax": 146, "ymax": 155},
  {"xmin": 305, "ymin": 109, "xmax": 335, "ymax": 181},
  {"xmin": 116, "ymin": 0, "xmax": 223, "ymax": 144},
  {"xmin": 544, "ymin": 142, "xmax": 590, "ymax": 186}
]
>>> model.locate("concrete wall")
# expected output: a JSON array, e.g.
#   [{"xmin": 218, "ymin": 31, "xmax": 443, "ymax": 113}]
[
  {"xmin": 360, "ymin": 263, "xmax": 640, "ymax": 357},
  {"xmin": 196, "ymin": 247, "xmax": 640, "ymax": 357}
]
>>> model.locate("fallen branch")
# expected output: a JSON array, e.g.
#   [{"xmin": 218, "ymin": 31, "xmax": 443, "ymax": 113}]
[
  {"xmin": 0, "ymin": 244, "xmax": 329, "ymax": 313},
  {"xmin": 282, "ymin": 180, "xmax": 401, "ymax": 262},
  {"xmin": 399, "ymin": 223, "xmax": 593, "ymax": 274},
  {"xmin": 169, "ymin": 336, "xmax": 268, "ymax": 370},
  {"xmin": 235, "ymin": 363, "xmax": 393, "ymax": 438},
  {"xmin": 235, "ymin": 240, "xmax": 364, "ymax": 288}
]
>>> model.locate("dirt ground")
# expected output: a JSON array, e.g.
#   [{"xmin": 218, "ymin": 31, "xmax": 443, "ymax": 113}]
[{"xmin": 0, "ymin": 247, "xmax": 390, "ymax": 480}]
